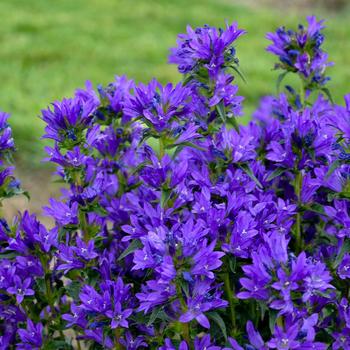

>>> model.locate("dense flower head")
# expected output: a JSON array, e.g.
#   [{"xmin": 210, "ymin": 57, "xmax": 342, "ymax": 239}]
[
  {"xmin": 169, "ymin": 21, "xmax": 245, "ymax": 78},
  {"xmin": 41, "ymin": 81, "xmax": 100, "ymax": 146},
  {"xmin": 1, "ymin": 16, "xmax": 350, "ymax": 349},
  {"xmin": 124, "ymin": 79, "xmax": 192, "ymax": 132},
  {"xmin": 0, "ymin": 112, "xmax": 14, "ymax": 155},
  {"xmin": 266, "ymin": 16, "xmax": 333, "ymax": 89}
]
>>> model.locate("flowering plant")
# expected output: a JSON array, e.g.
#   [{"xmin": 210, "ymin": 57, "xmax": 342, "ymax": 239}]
[{"xmin": 1, "ymin": 16, "xmax": 350, "ymax": 349}]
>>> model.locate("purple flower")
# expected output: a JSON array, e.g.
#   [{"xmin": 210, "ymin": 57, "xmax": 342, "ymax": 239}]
[
  {"xmin": 209, "ymin": 73, "xmax": 244, "ymax": 116},
  {"xmin": 56, "ymin": 244, "xmax": 85, "ymax": 273},
  {"xmin": 339, "ymin": 298, "xmax": 350, "ymax": 329},
  {"xmin": 99, "ymin": 75, "xmax": 134, "ymax": 118},
  {"xmin": 215, "ymin": 127, "xmax": 256, "ymax": 162},
  {"xmin": 119, "ymin": 332, "xmax": 148, "ymax": 350},
  {"xmin": 124, "ymin": 80, "xmax": 191, "ymax": 132},
  {"xmin": 0, "ymin": 112, "xmax": 14, "ymax": 153},
  {"xmin": 179, "ymin": 280, "xmax": 227, "ymax": 329},
  {"xmin": 237, "ymin": 249, "xmax": 273, "ymax": 301},
  {"xmin": 169, "ymin": 21, "xmax": 245, "ymax": 78},
  {"xmin": 17, "ymin": 319, "xmax": 43, "ymax": 349},
  {"xmin": 41, "ymin": 84, "xmax": 99, "ymax": 145},
  {"xmin": 137, "ymin": 278, "xmax": 176, "ymax": 313},
  {"xmin": 45, "ymin": 145, "xmax": 87, "ymax": 168},
  {"xmin": 161, "ymin": 339, "xmax": 188, "ymax": 350},
  {"xmin": 337, "ymin": 254, "xmax": 350, "ymax": 279},
  {"xmin": 266, "ymin": 16, "xmax": 332, "ymax": 87},
  {"xmin": 1, "ymin": 18, "xmax": 350, "ymax": 349},
  {"xmin": 332, "ymin": 328, "xmax": 350, "ymax": 350},
  {"xmin": 193, "ymin": 334, "xmax": 221, "ymax": 350},
  {"xmin": 222, "ymin": 211, "xmax": 258, "ymax": 258},
  {"xmin": 106, "ymin": 301, "xmax": 133, "ymax": 328},
  {"xmin": 33, "ymin": 227, "xmax": 58, "ymax": 253},
  {"xmin": 6, "ymin": 276, "xmax": 34, "ymax": 304},
  {"xmin": 267, "ymin": 322, "xmax": 300, "ymax": 349},
  {"xmin": 229, "ymin": 321, "xmax": 266, "ymax": 350},
  {"xmin": 271, "ymin": 267, "xmax": 299, "ymax": 315},
  {"xmin": 191, "ymin": 240, "xmax": 225, "ymax": 279},
  {"xmin": 72, "ymin": 237, "xmax": 98, "ymax": 261},
  {"xmin": 302, "ymin": 260, "xmax": 334, "ymax": 302},
  {"xmin": 43, "ymin": 198, "xmax": 79, "ymax": 226},
  {"xmin": 332, "ymin": 94, "xmax": 350, "ymax": 140},
  {"xmin": 62, "ymin": 302, "xmax": 87, "ymax": 328},
  {"xmin": 82, "ymin": 329, "xmax": 114, "ymax": 349},
  {"xmin": 77, "ymin": 278, "xmax": 132, "ymax": 332},
  {"xmin": 178, "ymin": 295, "xmax": 213, "ymax": 328}
]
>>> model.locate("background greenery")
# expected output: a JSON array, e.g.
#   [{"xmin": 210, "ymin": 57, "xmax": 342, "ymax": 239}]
[{"xmin": 0, "ymin": 0, "xmax": 349, "ymax": 213}]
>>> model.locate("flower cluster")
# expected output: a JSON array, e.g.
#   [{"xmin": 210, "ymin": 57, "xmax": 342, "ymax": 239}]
[
  {"xmin": 266, "ymin": 16, "xmax": 333, "ymax": 90},
  {"xmin": 0, "ymin": 17, "xmax": 350, "ymax": 349}
]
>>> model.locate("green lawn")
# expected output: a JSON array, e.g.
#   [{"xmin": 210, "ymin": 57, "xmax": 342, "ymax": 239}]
[{"xmin": 1, "ymin": 0, "xmax": 350, "ymax": 168}]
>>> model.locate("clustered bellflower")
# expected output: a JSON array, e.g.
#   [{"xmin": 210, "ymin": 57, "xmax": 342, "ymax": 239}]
[{"xmin": 0, "ymin": 16, "xmax": 350, "ymax": 349}]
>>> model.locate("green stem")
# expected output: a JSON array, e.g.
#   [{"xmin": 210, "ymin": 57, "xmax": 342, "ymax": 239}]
[
  {"xmin": 176, "ymin": 283, "xmax": 191, "ymax": 346},
  {"xmin": 40, "ymin": 255, "xmax": 54, "ymax": 309},
  {"xmin": 299, "ymin": 78, "xmax": 305, "ymax": 107},
  {"xmin": 159, "ymin": 138, "xmax": 165, "ymax": 159},
  {"xmin": 223, "ymin": 271, "xmax": 236, "ymax": 335},
  {"xmin": 40, "ymin": 255, "xmax": 65, "ymax": 338},
  {"xmin": 79, "ymin": 210, "xmax": 89, "ymax": 242},
  {"xmin": 115, "ymin": 328, "xmax": 122, "ymax": 350},
  {"xmin": 182, "ymin": 322, "xmax": 190, "ymax": 345},
  {"xmin": 294, "ymin": 171, "xmax": 303, "ymax": 253},
  {"xmin": 76, "ymin": 334, "xmax": 82, "ymax": 350},
  {"xmin": 276, "ymin": 316, "xmax": 284, "ymax": 328}
]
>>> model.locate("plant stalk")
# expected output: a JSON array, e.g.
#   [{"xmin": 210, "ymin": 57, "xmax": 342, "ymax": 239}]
[
  {"xmin": 115, "ymin": 328, "xmax": 122, "ymax": 350},
  {"xmin": 294, "ymin": 171, "xmax": 303, "ymax": 253},
  {"xmin": 159, "ymin": 138, "xmax": 165, "ymax": 159},
  {"xmin": 223, "ymin": 271, "xmax": 236, "ymax": 335},
  {"xmin": 176, "ymin": 282, "xmax": 191, "ymax": 346}
]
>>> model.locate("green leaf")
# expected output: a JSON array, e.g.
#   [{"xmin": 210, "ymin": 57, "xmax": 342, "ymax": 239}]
[
  {"xmin": 0, "ymin": 251, "xmax": 18, "ymax": 259},
  {"xmin": 35, "ymin": 277, "xmax": 46, "ymax": 295},
  {"xmin": 304, "ymin": 203, "xmax": 327, "ymax": 216},
  {"xmin": 227, "ymin": 115, "xmax": 240, "ymax": 133},
  {"xmin": 216, "ymin": 100, "xmax": 226, "ymax": 123},
  {"xmin": 276, "ymin": 71, "xmax": 289, "ymax": 93},
  {"xmin": 147, "ymin": 307, "xmax": 164, "ymax": 326},
  {"xmin": 171, "ymin": 142, "xmax": 205, "ymax": 160},
  {"xmin": 65, "ymin": 280, "xmax": 81, "ymax": 300},
  {"xmin": 166, "ymin": 141, "xmax": 205, "ymax": 151},
  {"xmin": 91, "ymin": 205, "xmax": 108, "ymax": 217},
  {"xmin": 161, "ymin": 188, "xmax": 172, "ymax": 208},
  {"xmin": 228, "ymin": 256, "xmax": 237, "ymax": 274},
  {"xmin": 182, "ymin": 74, "xmax": 194, "ymax": 86},
  {"xmin": 326, "ymin": 159, "xmax": 341, "ymax": 179},
  {"xmin": 314, "ymin": 290, "xmax": 333, "ymax": 298},
  {"xmin": 42, "ymin": 340, "xmax": 74, "ymax": 350},
  {"xmin": 266, "ymin": 167, "xmax": 287, "ymax": 182},
  {"xmin": 238, "ymin": 163, "xmax": 263, "ymax": 189},
  {"xmin": 258, "ymin": 301, "xmax": 268, "ymax": 321},
  {"xmin": 333, "ymin": 239, "xmax": 350, "ymax": 269},
  {"xmin": 230, "ymin": 65, "xmax": 247, "ymax": 83},
  {"xmin": 130, "ymin": 160, "xmax": 150, "ymax": 175},
  {"xmin": 321, "ymin": 87, "xmax": 334, "ymax": 104},
  {"xmin": 207, "ymin": 311, "xmax": 227, "ymax": 340},
  {"xmin": 139, "ymin": 130, "xmax": 155, "ymax": 145},
  {"xmin": 117, "ymin": 239, "xmax": 142, "ymax": 261},
  {"xmin": 269, "ymin": 310, "xmax": 278, "ymax": 333},
  {"xmin": 22, "ymin": 190, "xmax": 31, "ymax": 200},
  {"xmin": 179, "ymin": 278, "xmax": 190, "ymax": 298},
  {"xmin": 51, "ymin": 178, "xmax": 66, "ymax": 184}
]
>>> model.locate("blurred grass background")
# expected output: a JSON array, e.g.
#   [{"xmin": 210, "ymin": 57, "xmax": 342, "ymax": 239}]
[{"xmin": 0, "ymin": 0, "xmax": 349, "ymax": 214}]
